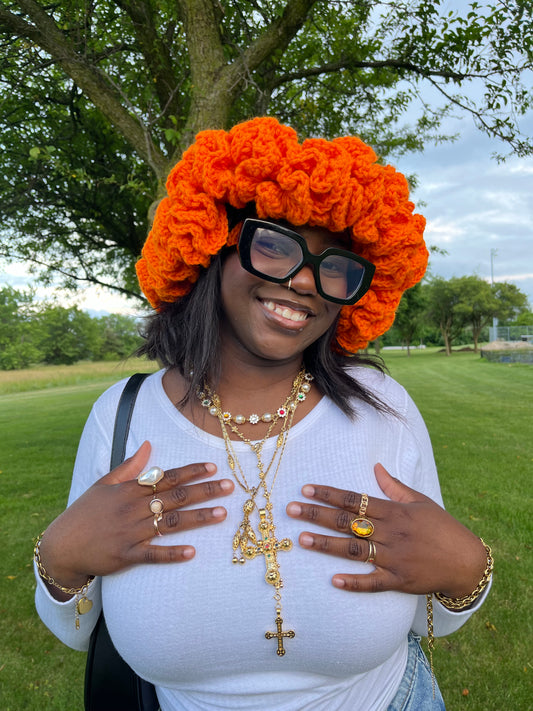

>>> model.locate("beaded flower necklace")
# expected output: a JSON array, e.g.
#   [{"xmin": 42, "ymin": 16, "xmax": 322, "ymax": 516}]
[{"xmin": 198, "ymin": 367, "xmax": 313, "ymax": 655}]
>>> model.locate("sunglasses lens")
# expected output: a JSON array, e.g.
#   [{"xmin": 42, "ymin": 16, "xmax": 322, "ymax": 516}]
[
  {"xmin": 319, "ymin": 256, "xmax": 366, "ymax": 301},
  {"xmin": 250, "ymin": 228, "xmax": 303, "ymax": 278}
]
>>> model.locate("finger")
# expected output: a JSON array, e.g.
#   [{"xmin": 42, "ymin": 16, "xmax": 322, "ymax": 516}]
[
  {"xmin": 299, "ymin": 531, "xmax": 373, "ymax": 562},
  {"xmin": 161, "ymin": 478, "xmax": 234, "ymax": 510},
  {"xmin": 155, "ymin": 462, "xmax": 219, "ymax": 491},
  {"xmin": 104, "ymin": 441, "xmax": 152, "ymax": 485},
  {"xmin": 298, "ymin": 484, "xmax": 363, "ymax": 514},
  {"xmin": 159, "ymin": 505, "xmax": 229, "ymax": 535},
  {"xmin": 136, "ymin": 543, "xmax": 197, "ymax": 564},
  {"xmin": 374, "ymin": 463, "xmax": 430, "ymax": 504},
  {"xmin": 332, "ymin": 572, "xmax": 395, "ymax": 593},
  {"xmin": 286, "ymin": 501, "xmax": 357, "ymax": 534}
]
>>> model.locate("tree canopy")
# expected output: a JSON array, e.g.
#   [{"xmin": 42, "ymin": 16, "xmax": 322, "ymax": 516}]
[{"xmin": 1, "ymin": 0, "xmax": 531, "ymax": 298}]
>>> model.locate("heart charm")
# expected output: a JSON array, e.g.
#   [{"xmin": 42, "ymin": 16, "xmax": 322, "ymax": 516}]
[{"xmin": 76, "ymin": 596, "xmax": 93, "ymax": 615}]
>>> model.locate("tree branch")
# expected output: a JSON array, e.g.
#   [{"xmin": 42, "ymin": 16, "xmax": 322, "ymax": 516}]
[
  {"xmin": 4, "ymin": 0, "xmax": 170, "ymax": 179},
  {"xmin": 0, "ymin": 249, "xmax": 143, "ymax": 301},
  {"xmin": 225, "ymin": 0, "xmax": 317, "ymax": 96},
  {"xmin": 271, "ymin": 56, "xmax": 472, "ymax": 88},
  {"xmin": 114, "ymin": 0, "xmax": 182, "ymax": 121}
]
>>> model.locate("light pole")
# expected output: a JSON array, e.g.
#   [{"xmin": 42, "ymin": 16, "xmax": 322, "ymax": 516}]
[{"xmin": 491, "ymin": 248, "xmax": 498, "ymax": 339}]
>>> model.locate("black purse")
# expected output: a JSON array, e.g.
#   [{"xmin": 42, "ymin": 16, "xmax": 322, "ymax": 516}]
[{"xmin": 84, "ymin": 373, "xmax": 159, "ymax": 711}]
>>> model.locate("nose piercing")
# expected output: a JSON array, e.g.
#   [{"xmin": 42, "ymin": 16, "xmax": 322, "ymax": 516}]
[{"xmin": 287, "ymin": 278, "xmax": 292, "ymax": 290}]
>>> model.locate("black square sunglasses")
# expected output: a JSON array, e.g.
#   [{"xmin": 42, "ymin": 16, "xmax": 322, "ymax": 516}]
[{"xmin": 238, "ymin": 219, "xmax": 375, "ymax": 305}]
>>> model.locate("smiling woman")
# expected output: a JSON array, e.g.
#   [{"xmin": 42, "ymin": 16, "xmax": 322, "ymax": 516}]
[{"xmin": 34, "ymin": 117, "xmax": 492, "ymax": 711}]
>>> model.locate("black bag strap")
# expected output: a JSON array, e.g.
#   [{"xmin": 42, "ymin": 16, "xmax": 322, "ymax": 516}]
[
  {"xmin": 84, "ymin": 372, "xmax": 158, "ymax": 711},
  {"xmin": 110, "ymin": 372, "xmax": 149, "ymax": 470}
]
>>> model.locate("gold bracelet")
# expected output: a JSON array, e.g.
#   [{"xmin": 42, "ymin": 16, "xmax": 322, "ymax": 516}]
[
  {"xmin": 34, "ymin": 532, "xmax": 95, "ymax": 629},
  {"xmin": 434, "ymin": 538, "xmax": 493, "ymax": 610},
  {"xmin": 425, "ymin": 538, "xmax": 493, "ymax": 698}
]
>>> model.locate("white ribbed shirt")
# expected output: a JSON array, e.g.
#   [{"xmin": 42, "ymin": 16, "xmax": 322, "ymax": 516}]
[{"xmin": 35, "ymin": 368, "xmax": 488, "ymax": 710}]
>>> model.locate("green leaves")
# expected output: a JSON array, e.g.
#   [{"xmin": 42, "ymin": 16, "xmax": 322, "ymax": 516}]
[{"xmin": 0, "ymin": 0, "xmax": 531, "ymax": 296}]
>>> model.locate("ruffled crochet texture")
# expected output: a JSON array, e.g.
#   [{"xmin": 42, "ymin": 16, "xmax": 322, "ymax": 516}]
[{"xmin": 136, "ymin": 117, "xmax": 427, "ymax": 352}]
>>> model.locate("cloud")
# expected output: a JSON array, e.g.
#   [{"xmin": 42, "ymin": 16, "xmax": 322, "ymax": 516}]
[{"xmin": 398, "ymin": 117, "xmax": 533, "ymax": 306}]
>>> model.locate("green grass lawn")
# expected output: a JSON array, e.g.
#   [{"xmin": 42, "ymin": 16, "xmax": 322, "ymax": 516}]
[{"xmin": 0, "ymin": 352, "xmax": 531, "ymax": 710}]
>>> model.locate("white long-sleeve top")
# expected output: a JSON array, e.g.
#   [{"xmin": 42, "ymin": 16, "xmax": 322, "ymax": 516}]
[{"xmin": 35, "ymin": 368, "xmax": 489, "ymax": 710}]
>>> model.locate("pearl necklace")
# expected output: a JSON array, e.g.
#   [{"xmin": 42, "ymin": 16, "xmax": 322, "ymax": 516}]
[{"xmin": 198, "ymin": 373, "xmax": 312, "ymax": 426}]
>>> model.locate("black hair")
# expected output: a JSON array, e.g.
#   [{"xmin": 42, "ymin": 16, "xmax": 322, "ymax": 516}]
[{"xmin": 137, "ymin": 250, "xmax": 393, "ymax": 419}]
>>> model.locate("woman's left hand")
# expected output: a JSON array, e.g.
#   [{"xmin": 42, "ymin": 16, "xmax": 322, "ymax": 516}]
[{"xmin": 286, "ymin": 463, "xmax": 487, "ymax": 598}]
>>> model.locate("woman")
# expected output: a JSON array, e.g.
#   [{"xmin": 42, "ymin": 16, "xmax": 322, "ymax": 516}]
[{"xmin": 34, "ymin": 117, "xmax": 492, "ymax": 710}]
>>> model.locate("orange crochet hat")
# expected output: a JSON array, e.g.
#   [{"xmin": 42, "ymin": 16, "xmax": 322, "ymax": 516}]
[{"xmin": 136, "ymin": 117, "xmax": 427, "ymax": 352}]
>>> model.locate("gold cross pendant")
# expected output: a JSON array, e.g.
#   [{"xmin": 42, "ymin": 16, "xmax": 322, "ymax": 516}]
[
  {"xmin": 265, "ymin": 609, "xmax": 295, "ymax": 656},
  {"xmin": 242, "ymin": 508, "xmax": 292, "ymax": 586}
]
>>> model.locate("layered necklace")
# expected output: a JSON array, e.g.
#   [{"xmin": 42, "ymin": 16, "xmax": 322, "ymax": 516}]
[{"xmin": 198, "ymin": 367, "xmax": 313, "ymax": 656}]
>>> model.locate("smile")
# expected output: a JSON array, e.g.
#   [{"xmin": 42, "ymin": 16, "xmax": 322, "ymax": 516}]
[{"xmin": 262, "ymin": 300, "xmax": 309, "ymax": 322}]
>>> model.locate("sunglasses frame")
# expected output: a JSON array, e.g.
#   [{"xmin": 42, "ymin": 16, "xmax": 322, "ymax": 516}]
[{"xmin": 238, "ymin": 219, "xmax": 375, "ymax": 305}]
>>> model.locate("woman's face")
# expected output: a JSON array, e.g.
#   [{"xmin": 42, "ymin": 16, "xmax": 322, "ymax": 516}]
[{"xmin": 219, "ymin": 221, "xmax": 346, "ymax": 366}]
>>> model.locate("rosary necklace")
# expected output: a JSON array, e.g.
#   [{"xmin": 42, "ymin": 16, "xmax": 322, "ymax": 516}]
[{"xmin": 198, "ymin": 367, "xmax": 313, "ymax": 655}]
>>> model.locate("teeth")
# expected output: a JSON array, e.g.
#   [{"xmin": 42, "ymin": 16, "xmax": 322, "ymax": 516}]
[{"xmin": 263, "ymin": 300, "xmax": 308, "ymax": 322}]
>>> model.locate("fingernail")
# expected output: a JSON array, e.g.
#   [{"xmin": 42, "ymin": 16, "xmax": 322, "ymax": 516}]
[
  {"xmin": 213, "ymin": 506, "xmax": 226, "ymax": 518},
  {"xmin": 300, "ymin": 533, "xmax": 314, "ymax": 547},
  {"xmin": 332, "ymin": 576, "xmax": 345, "ymax": 588},
  {"xmin": 204, "ymin": 463, "xmax": 217, "ymax": 474},
  {"xmin": 286, "ymin": 502, "xmax": 302, "ymax": 516},
  {"xmin": 220, "ymin": 479, "xmax": 233, "ymax": 492},
  {"xmin": 183, "ymin": 547, "xmax": 195, "ymax": 559},
  {"xmin": 302, "ymin": 485, "xmax": 315, "ymax": 497}
]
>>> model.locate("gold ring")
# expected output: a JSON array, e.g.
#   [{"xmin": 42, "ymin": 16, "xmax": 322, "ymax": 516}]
[
  {"xmin": 365, "ymin": 540, "xmax": 376, "ymax": 563},
  {"xmin": 358, "ymin": 493, "xmax": 369, "ymax": 517},
  {"xmin": 137, "ymin": 466, "xmax": 164, "ymax": 493},
  {"xmin": 349, "ymin": 517, "xmax": 374, "ymax": 538},
  {"xmin": 153, "ymin": 517, "xmax": 162, "ymax": 537},
  {"xmin": 149, "ymin": 497, "xmax": 164, "ymax": 520}
]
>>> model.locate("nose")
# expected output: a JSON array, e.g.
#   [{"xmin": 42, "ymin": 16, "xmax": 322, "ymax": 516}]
[{"xmin": 286, "ymin": 263, "xmax": 318, "ymax": 296}]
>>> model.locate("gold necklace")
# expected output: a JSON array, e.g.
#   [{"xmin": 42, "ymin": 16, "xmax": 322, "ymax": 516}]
[{"xmin": 201, "ymin": 368, "xmax": 313, "ymax": 656}]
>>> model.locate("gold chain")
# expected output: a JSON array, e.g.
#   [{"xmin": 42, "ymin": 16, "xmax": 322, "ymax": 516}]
[
  {"xmin": 203, "ymin": 367, "xmax": 312, "ymax": 655},
  {"xmin": 435, "ymin": 539, "xmax": 493, "ymax": 609},
  {"xmin": 34, "ymin": 532, "xmax": 95, "ymax": 629},
  {"xmin": 426, "ymin": 538, "xmax": 493, "ymax": 696}
]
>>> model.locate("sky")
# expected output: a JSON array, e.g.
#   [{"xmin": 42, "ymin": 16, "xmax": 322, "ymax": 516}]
[
  {"xmin": 398, "ymin": 117, "xmax": 533, "ymax": 306},
  {"xmin": 1, "ymin": 114, "xmax": 532, "ymax": 315}
]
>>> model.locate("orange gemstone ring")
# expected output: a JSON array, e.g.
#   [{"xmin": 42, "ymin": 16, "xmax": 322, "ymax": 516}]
[{"xmin": 349, "ymin": 517, "xmax": 375, "ymax": 538}]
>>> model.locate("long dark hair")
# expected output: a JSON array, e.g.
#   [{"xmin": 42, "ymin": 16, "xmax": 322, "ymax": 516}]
[{"xmin": 137, "ymin": 249, "xmax": 393, "ymax": 419}]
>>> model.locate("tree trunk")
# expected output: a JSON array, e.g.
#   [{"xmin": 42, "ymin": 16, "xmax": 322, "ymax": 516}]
[
  {"xmin": 442, "ymin": 329, "xmax": 451, "ymax": 356},
  {"xmin": 472, "ymin": 327, "xmax": 480, "ymax": 353}
]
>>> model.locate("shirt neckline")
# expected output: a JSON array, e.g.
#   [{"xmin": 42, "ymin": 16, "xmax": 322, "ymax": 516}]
[{"xmin": 151, "ymin": 368, "xmax": 332, "ymax": 452}]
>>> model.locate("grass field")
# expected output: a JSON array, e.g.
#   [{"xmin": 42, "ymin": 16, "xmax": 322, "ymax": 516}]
[{"xmin": 0, "ymin": 351, "xmax": 531, "ymax": 710}]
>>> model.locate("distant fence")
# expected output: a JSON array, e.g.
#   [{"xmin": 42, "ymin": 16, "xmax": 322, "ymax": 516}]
[
  {"xmin": 481, "ymin": 348, "xmax": 533, "ymax": 364},
  {"xmin": 488, "ymin": 325, "xmax": 533, "ymax": 342}
]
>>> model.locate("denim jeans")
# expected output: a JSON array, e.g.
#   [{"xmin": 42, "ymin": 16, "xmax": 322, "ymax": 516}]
[{"xmin": 386, "ymin": 633, "xmax": 446, "ymax": 710}]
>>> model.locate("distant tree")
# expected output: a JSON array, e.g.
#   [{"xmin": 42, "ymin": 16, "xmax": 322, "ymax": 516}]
[
  {"xmin": 510, "ymin": 310, "xmax": 533, "ymax": 327},
  {"xmin": 0, "ymin": 286, "xmax": 42, "ymax": 369},
  {"xmin": 36, "ymin": 305, "xmax": 100, "ymax": 364},
  {"xmin": 94, "ymin": 313, "xmax": 142, "ymax": 360},
  {"xmin": 453, "ymin": 276, "xmax": 498, "ymax": 352},
  {"xmin": 392, "ymin": 282, "xmax": 428, "ymax": 355},
  {"xmin": 425, "ymin": 277, "xmax": 464, "ymax": 355},
  {"xmin": 493, "ymin": 283, "xmax": 530, "ymax": 324}
]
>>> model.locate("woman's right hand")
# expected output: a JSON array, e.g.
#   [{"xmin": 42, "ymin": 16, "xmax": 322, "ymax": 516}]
[{"xmin": 38, "ymin": 441, "xmax": 234, "ymax": 599}]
